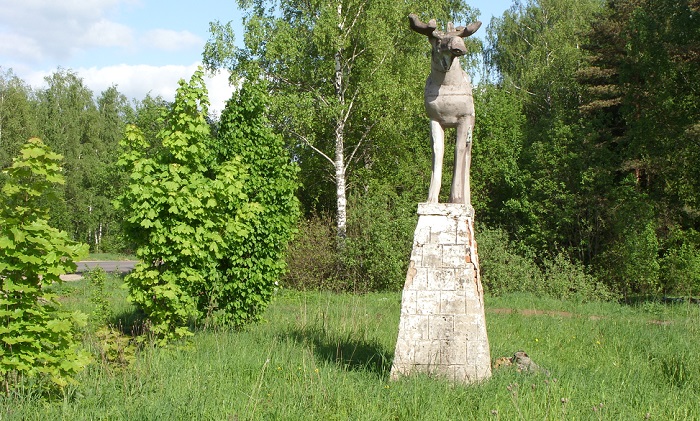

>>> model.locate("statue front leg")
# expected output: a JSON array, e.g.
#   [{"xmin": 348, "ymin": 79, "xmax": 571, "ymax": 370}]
[{"xmin": 428, "ymin": 120, "xmax": 445, "ymax": 203}]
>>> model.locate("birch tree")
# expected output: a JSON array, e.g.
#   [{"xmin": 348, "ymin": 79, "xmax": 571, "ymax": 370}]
[{"xmin": 204, "ymin": 0, "xmax": 477, "ymax": 243}]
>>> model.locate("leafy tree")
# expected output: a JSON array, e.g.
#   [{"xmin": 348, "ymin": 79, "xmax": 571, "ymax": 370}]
[
  {"xmin": 76, "ymin": 86, "xmax": 131, "ymax": 252},
  {"xmin": 129, "ymin": 94, "xmax": 170, "ymax": 152},
  {"xmin": 471, "ymin": 84, "xmax": 526, "ymax": 230},
  {"xmin": 33, "ymin": 70, "xmax": 96, "ymax": 234},
  {"xmin": 116, "ymin": 70, "xmax": 298, "ymax": 342},
  {"xmin": 32, "ymin": 70, "xmax": 133, "ymax": 252},
  {"xmin": 484, "ymin": 0, "xmax": 605, "ymax": 259},
  {"xmin": 578, "ymin": 0, "xmax": 700, "ymax": 294},
  {"xmin": 0, "ymin": 69, "xmax": 37, "ymax": 180},
  {"xmin": 0, "ymin": 138, "xmax": 90, "ymax": 393},
  {"xmin": 213, "ymin": 79, "xmax": 300, "ymax": 324}
]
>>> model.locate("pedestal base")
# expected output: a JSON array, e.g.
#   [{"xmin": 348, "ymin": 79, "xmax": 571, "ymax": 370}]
[{"xmin": 390, "ymin": 203, "xmax": 491, "ymax": 384}]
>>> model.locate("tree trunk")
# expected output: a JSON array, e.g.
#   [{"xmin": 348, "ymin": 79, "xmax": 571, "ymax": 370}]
[
  {"xmin": 334, "ymin": 1, "xmax": 347, "ymax": 242},
  {"xmin": 335, "ymin": 118, "xmax": 347, "ymax": 241}
]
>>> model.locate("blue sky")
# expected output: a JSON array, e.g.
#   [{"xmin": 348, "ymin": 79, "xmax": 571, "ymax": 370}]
[{"xmin": 0, "ymin": 0, "xmax": 512, "ymax": 112}]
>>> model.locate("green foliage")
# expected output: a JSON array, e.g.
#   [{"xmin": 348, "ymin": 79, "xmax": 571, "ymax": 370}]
[
  {"xmin": 285, "ymin": 183, "xmax": 419, "ymax": 293},
  {"xmin": 116, "ymin": 70, "xmax": 298, "ymax": 343},
  {"xmin": 660, "ymin": 228, "xmax": 700, "ymax": 296},
  {"xmin": 595, "ymin": 175, "xmax": 661, "ymax": 296},
  {"xmin": 472, "ymin": 84, "xmax": 526, "ymax": 228},
  {"xmin": 0, "ymin": 138, "xmax": 90, "ymax": 394},
  {"xmin": 0, "ymin": 69, "xmax": 37, "ymax": 182},
  {"xmin": 477, "ymin": 226, "xmax": 544, "ymax": 296},
  {"xmin": 284, "ymin": 214, "xmax": 345, "ymax": 291},
  {"xmin": 0, "ymin": 69, "xmax": 137, "ymax": 254},
  {"xmin": 542, "ymin": 253, "xmax": 618, "ymax": 302},
  {"xmin": 212, "ymin": 79, "xmax": 301, "ymax": 325},
  {"xmin": 85, "ymin": 267, "xmax": 112, "ymax": 328},
  {"xmin": 479, "ymin": 0, "xmax": 700, "ymax": 297},
  {"xmin": 344, "ymin": 182, "xmax": 417, "ymax": 291},
  {"xmin": 93, "ymin": 327, "xmax": 137, "ymax": 372},
  {"xmin": 116, "ymin": 70, "xmax": 250, "ymax": 342},
  {"xmin": 576, "ymin": 0, "xmax": 700, "ymax": 294},
  {"xmin": 478, "ymin": 226, "xmax": 614, "ymax": 302}
]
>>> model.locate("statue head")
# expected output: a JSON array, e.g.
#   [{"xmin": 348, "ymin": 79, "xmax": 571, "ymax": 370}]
[{"xmin": 408, "ymin": 14, "xmax": 482, "ymax": 72}]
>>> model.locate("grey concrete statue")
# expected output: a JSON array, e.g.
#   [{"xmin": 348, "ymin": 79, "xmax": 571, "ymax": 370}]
[{"xmin": 409, "ymin": 14, "xmax": 481, "ymax": 206}]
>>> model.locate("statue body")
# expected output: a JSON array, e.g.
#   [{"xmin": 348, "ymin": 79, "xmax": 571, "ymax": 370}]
[{"xmin": 409, "ymin": 14, "xmax": 481, "ymax": 206}]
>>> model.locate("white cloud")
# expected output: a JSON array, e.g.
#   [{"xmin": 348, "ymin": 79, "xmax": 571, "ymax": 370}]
[
  {"xmin": 24, "ymin": 63, "xmax": 235, "ymax": 114},
  {"xmin": 206, "ymin": 71, "xmax": 236, "ymax": 114},
  {"xmin": 142, "ymin": 29, "xmax": 203, "ymax": 52},
  {"xmin": 81, "ymin": 19, "xmax": 135, "ymax": 48},
  {"xmin": 0, "ymin": 33, "xmax": 43, "ymax": 62},
  {"xmin": 0, "ymin": 0, "xmax": 138, "ymax": 62}
]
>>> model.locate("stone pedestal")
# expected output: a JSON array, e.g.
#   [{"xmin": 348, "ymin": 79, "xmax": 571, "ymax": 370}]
[{"xmin": 390, "ymin": 203, "xmax": 491, "ymax": 384}]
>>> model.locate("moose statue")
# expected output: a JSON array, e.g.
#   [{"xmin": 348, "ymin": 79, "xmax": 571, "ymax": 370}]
[{"xmin": 409, "ymin": 14, "xmax": 481, "ymax": 206}]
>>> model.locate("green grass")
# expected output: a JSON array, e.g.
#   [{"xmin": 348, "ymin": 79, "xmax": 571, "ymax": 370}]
[{"xmin": 3, "ymin": 281, "xmax": 700, "ymax": 420}]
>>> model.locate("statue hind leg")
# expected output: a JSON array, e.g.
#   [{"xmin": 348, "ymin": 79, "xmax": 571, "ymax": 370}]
[
  {"xmin": 450, "ymin": 119, "xmax": 474, "ymax": 206},
  {"xmin": 427, "ymin": 120, "xmax": 445, "ymax": 203}
]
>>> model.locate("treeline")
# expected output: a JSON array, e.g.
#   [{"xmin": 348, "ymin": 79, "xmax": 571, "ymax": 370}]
[
  {"xmin": 2, "ymin": 0, "xmax": 699, "ymax": 298},
  {"xmin": 206, "ymin": 0, "xmax": 699, "ymax": 298},
  {"xmin": 477, "ymin": 0, "xmax": 700, "ymax": 298},
  {"xmin": 0, "ymin": 68, "xmax": 169, "ymax": 253}
]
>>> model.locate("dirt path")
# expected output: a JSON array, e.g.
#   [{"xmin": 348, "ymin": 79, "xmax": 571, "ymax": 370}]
[
  {"xmin": 59, "ymin": 260, "xmax": 137, "ymax": 282},
  {"xmin": 488, "ymin": 307, "xmax": 674, "ymax": 325}
]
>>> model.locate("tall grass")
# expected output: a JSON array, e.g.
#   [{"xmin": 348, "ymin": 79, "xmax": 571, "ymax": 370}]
[{"xmin": 2, "ymin": 279, "xmax": 699, "ymax": 420}]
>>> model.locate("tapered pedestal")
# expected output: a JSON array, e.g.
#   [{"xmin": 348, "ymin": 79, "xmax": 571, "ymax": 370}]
[{"xmin": 390, "ymin": 203, "xmax": 491, "ymax": 384}]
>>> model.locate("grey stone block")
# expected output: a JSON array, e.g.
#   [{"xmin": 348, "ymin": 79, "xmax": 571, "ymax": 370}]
[{"xmin": 391, "ymin": 203, "xmax": 491, "ymax": 384}]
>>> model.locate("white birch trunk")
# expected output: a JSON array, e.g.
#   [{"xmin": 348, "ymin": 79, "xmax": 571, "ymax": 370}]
[
  {"xmin": 334, "ymin": 1, "xmax": 347, "ymax": 241},
  {"xmin": 335, "ymin": 118, "xmax": 347, "ymax": 240}
]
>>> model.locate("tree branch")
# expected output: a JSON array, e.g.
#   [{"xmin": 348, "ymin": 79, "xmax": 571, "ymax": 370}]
[
  {"xmin": 291, "ymin": 130, "xmax": 335, "ymax": 167},
  {"xmin": 344, "ymin": 122, "xmax": 375, "ymax": 174}
]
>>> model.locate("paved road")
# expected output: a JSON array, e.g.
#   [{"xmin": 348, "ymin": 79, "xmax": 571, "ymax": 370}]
[{"xmin": 75, "ymin": 260, "xmax": 138, "ymax": 274}]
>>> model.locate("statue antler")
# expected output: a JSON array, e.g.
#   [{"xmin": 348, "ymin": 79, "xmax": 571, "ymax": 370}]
[
  {"xmin": 408, "ymin": 14, "xmax": 438, "ymax": 37},
  {"xmin": 454, "ymin": 22, "xmax": 482, "ymax": 38}
]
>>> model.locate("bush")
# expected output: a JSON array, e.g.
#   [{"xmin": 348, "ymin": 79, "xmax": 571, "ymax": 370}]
[
  {"xmin": 594, "ymin": 175, "xmax": 661, "ymax": 297},
  {"xmin": 283, "ymin": 214, "xmax": 346, "ymax": 291},
  {"xmin": 344, "ymin": 183, "xmax": 416, "ymax": 292},
  {"xmin": 285, "ymin": 182, "xmax": 416, "ymax": 293},
  {"xmin": 116, "ymin": 71, "xmax": 299, "ymax": 343},
  {"xmin": 660, "ymin": 228, "xmax": 700, "ymax": 296},
  {"xmin": 0, "ymin": 138, "xmax": 91, "ymax": 394},
  {"xmin": 477, "ymin": 226, "xmax": 544, "ymax": 296},
  {"xmin": 478, "ymin": 226, "xmax": 614, "ymax": 302},
  {"xmin": 542, "ymin": 253, "xmax": 617, "ymax": 302},
  {"xmin": 85, "ymin": 267, "xmax": 112, "ymax": 328}
]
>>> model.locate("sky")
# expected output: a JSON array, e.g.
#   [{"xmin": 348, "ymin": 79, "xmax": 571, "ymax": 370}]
[{"xmin": 0, "ymin": 0, "xmax": 512, "ymax": 113}]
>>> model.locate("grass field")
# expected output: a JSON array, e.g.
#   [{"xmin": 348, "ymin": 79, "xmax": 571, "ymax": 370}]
[{"xmin": 2, "ymin": 274, "xmax": 699, "ymax": 420}]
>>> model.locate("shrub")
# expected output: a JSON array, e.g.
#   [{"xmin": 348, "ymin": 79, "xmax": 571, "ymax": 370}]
[
  {"xmin": 116, "ymin": 71, "xmax": 298, "ymax": 343},
  {"xmin": 542, "ymin": 253, "xmax": 617, "ymax": 302},
  {"xmin": 85, "ymin": 267, "xmax": 112, "ymax": 328},
  {"xmin": 0, "ymin": 138, "xmax": 90, "ymax": 394},
  {"xmin": 344, "ymin": 183, "xmax": 416, "ymax": 292},
  {"xmin": 214, "ymin": 79, "xmax": 300, "ymax": 325},
  {"xmin": 286, "ymin": 182, "xmax": 417, "ymax": 293},
  {"xmin": 283, "ymin": 214, "xmax": 346, "ymax": 291},
  {"xmin": 477, "ymin": 226, "xmax": 544, "ymax": 296},
  {"xmin": 595, "ymin": 175, "xmax": 661, "ymax": 297},
  {"xmin": 478, "ymin": 226, "xmax": 614, "ymax": 302},
  {"xmin": 660, "ymin": 228, "xmax": 700, "ymax": 296}
]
